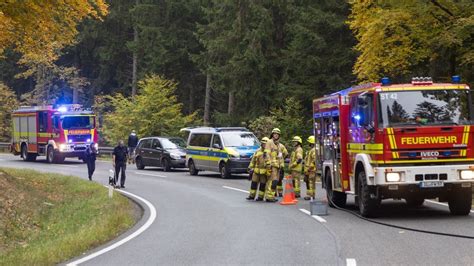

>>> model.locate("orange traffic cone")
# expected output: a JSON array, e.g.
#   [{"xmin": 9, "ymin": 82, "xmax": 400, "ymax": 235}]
[{"xmin": 280, "ymin": 176, "xmax": 298, "ymax": 205}]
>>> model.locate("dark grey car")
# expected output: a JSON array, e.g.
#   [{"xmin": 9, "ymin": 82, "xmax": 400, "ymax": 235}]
[{"xmin": 134, "ymin": 137, "xmax": 187, "ymax": 171}]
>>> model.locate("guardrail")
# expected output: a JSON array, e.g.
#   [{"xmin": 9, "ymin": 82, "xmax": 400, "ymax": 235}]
[{"xmin": 0, "ymin": 142, "xmax": 115, "ymax": 155}]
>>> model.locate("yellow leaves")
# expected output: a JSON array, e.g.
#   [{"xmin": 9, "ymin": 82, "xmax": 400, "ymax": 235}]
[{"xmin": 0, "ymin": 0, "xmax": 108, "ymax": 66}]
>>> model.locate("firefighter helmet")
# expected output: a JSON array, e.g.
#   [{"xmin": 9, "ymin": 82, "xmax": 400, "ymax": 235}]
[
  {"xmin": 261, "ymin": 137, "xmax": 270, "ymax": 144},
  {"xmin": 271, "ymin": 128, "xmax": 281, "ymax": 135},
  {"xmin": 292, "ymin": 136, "xmax": 302, "ymax": 144},
  {"xmin": 307, "ymin": 136, "xmax": 315, "ymax": 144}
]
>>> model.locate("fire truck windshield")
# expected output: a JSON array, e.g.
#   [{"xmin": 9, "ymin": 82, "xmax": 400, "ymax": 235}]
[
  {"xmin": 61, "ymin": 116, "xmax": 95, "ymax": 129},
  {"xmin": 379, "ymin": 90, "xmax": 472, "ymax": 127}
]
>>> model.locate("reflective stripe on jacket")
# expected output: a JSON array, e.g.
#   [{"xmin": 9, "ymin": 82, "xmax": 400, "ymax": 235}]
[
  {"xmin": 304, "ymin": 147, "xmax": 316, "ymax": 173},
  {"xmin": 249, "ymin": 147, "xmax": 270, "ymax": 174}
]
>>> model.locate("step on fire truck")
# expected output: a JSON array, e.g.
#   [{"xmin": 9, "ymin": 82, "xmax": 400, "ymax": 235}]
[
  {"xmin": 11, "ymin": 104, "xmax": 99, "ymax": 163},
  {"xmin": 313, "ymin": 76, "xmax": 474, "ymax": 217}
]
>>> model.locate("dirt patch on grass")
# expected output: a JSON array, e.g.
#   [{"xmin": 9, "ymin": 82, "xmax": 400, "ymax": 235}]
[{"xmin": 0, "ymin": 168, "xmax": 139, "ymax": 265}]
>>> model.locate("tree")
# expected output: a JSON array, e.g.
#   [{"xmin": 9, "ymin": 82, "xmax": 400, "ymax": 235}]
[
  {"xmin": 0, "ymin": 83, "xmax": 18, "ymax": 141},
  {"xmin": 0, "ymin": 1, "xmax": 108, "ymax": 64},
  {"xmin": 348, "ymin": 0, "xmax": 474, "ymax": 82},
  {"xmin": 99, "ymin": 75, "xmax": 200, "ymax": 145}
]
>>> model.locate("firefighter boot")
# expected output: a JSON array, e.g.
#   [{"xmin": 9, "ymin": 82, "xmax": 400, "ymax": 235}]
[
  {"xmin": 246, "ymin": 182, "xmax": 258, "ymax": 200},
  {"xmin": 293, "ymin": 173, "xmax": 301, "ymax": 198},
  {"xmin": 256, "ymin": 183, "xmax": 266, "ymax": 201}
]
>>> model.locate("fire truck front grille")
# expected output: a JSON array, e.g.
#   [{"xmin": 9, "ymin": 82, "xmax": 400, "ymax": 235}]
[
  {"xmin": 414, "ymin": 173, "xmax": 448, "ymax": 181},
  {"xmin": 68, "ymin": 134, "xmax": 91, "ymax": 143}
]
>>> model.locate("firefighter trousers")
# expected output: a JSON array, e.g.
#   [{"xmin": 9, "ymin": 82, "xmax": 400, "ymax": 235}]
[
  {"xmin": 276, "ymin": 169, "xmax": 285, "ymax": 196},
  {"xmin": 291, "ymin": 170, "xmax": 302, "ymax": 197},
  {"xmin": 306, "ymin": 171, "xmax": 316, "ymax": 198},
  {"xmin": 248, "ymin": 173, "xmax": 268, "ymax": 199},
  {"xmin": 265, "ymin": 167, "xmax": 280, "ymax": 200}
]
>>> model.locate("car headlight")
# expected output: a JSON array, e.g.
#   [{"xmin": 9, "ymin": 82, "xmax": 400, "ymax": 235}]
[
  {"xmin": 386, "ymin": 172, "xmax": 401, "ymax": 182},
  {"xmin": 93, "ymin": 143, "xmax": 99, "ymax": 150},
  {"xmin": 170, "ymin": 153, "xmax": 181, "ymax": 160},
  {"xmin": 460, "ymin": 170, "xmax": 474, "ymax": 180},
  {"xmin": 59, "ymin": 144, "xmax": 67, "ymax": 152}
]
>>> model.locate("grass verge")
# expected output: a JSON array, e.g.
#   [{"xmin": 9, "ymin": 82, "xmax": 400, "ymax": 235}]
[{"xmin": 0, "ymin": 167, "xmax": 137, "ymax": 265}]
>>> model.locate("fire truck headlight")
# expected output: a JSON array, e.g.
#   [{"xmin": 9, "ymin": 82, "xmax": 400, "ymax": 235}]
[
  {"xmin": 58, "ymin": 106, "xmax": 68, "ymax": 112},
  {"xmin": 386, "ymin": 172, "xmax": 401, "ymax": 182},
  {"xmin": 460, "ymin": 170, "xmax": 474, "ymax": 180},
  {"xmin": 93, "ymin": 143, "xmax": 99, "ymax": 150},
  {"xmin": 59, "ymin": 144, "xmax": 67, "ymax": 151}
]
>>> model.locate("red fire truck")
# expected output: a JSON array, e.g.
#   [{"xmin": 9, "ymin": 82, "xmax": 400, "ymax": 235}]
[
  {"xmin": 313, "ymin": 77, "xmax": 474, "ymax": 217},
  {"xmin": 11, "ymin": 104, "xmax": 99, "ymax": 163}
]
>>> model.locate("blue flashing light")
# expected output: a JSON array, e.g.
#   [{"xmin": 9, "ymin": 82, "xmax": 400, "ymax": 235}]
[
  {"xmin": 381, "ymin": 77, "xmax": 390, "ymax": 86},
  {"xmin": 451, "ymin": 75, "xmax": 461, "ymax": 84},
  {"xmin": 58, "ymin": 106, "xmax": 68, "ymax": 112},
  {"xmin": 353, "ymin": 114, "xmax": 361, "ymax": 121}
]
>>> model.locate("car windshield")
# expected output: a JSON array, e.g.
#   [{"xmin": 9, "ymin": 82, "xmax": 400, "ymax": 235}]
[
  {"xmin": 221, "ymin": 132, "xmax": 259, "ymax": 147},
  {"xmin": 61, "ymin": 116, "xmax": 95, "ymax": 129},
  {"xmin": 161, "ymin": 138, "xmax": 186, "ymax": 149},
  {"xmin": 379, "ymin": 90, "xmax": 473, "ymax": 127}
]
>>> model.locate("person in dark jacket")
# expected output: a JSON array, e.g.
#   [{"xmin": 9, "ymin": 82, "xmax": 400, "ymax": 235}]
[
  {"xmin": 85, "ymin": 142, "xmax": 98, "ymax": 181},
  {"xmin": 128, "ymin": 130, "xmax": 138, "ymax": 164},
  {"xmin": 113, "ymin": 140, "xmax": 128, "ymax": 188}
]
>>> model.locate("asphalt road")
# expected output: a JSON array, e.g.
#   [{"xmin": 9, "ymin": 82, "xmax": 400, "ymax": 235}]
[{"xmin": 1, "ymin": 153, "xmax": 474, "ymax": 266}]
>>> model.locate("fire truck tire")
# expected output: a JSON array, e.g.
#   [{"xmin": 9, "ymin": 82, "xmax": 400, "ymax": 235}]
[
  {"xmin": 405, "ymin": 197, "xmax": 424, "ymax": 207},
  {"xmin": 357, "ymin": 170, "xmax": 379, "ymax": 217},
  {"xmin": 47, "ymin": 146, "xmax": 54, "ymax": 163},
  {"xmin": 325, "ymin": 170, "xmax": 347, "ymax": 208},
  {"xmin": 135, "ymin": 157, "xmax": 145, "ymax": 170},
  {"xmin": 21, "ymin": 144, "xmax": 37, "ymax": 162},
  {"xmin": 448, "ymin": 187, "xmax": 472, "ymax": 215}
]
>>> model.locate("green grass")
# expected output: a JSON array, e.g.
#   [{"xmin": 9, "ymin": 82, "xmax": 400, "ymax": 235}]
[{"xmin": 0, "ymin": 168, "xmax": 137, "ymax": 265}]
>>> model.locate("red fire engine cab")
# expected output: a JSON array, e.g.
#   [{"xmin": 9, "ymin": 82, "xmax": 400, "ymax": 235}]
[
  {"xmin": 11, "ymin": 104, "xmax": 99, "ymax": 163},
  {"xmin": 313, "ymin": 77, "xmax": 474, "ymax": 217}
]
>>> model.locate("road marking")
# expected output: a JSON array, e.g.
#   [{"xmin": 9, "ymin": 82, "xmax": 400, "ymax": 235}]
[
  {"xmin": 299, "ymin": 208, "xmax": 327, "ymax": 223},
  {"xmin": 133, "ymin": 172, "xmax": 166, "ymax": 178},
  {"xmin": 346, "ymin": 258, "xmax": 357, "ymax": 266},
  {"xmin": 426, "ymin": 199, "xmax": 474, "ymax": 213},
  {"xmin": 66, "ymin": 187, "xmax": 157, "ymax": 266},
  {"xmin": 223, "ymin": 186, "xmax": 249, "ymax": 194},
  {"xmin": 55, "ymin": 164, "xmax": 79, "ymax": 168}
]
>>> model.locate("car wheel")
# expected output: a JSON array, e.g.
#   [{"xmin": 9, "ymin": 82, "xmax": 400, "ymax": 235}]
[
  {"xmin": 219, "ymin": 162, "xmax": 231, "ymax": 179},
  {"xmin": 325, "ymin": 169, "xmax": 347, "ymax": 208},
  {"xmin": 357, "ymin": 170, "xmax": 379, "ymax": 217},
  {"xmin": 136, "ymin": 157, "xmax": 145, "ymax": 170},
  {"xmin": 448, "ymin": 187, "xmax": 472, "ymax": 215},
  {"xmin": 189, "ymin": 160, "xmax": 198, "ymax": 176},
  {"xmin": 162, "ymin": 158, "xmax": 171, "ymax": 172}
]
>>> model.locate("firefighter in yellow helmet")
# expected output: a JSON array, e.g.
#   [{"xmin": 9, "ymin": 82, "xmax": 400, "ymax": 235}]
[
  {"xmin": 264, "ymin": 128, "xmax": 288, "ymax": 202},
  {"xmin": 289, "ymin": 136, "xmax": 304, "ymax": 198},
  {"xmin": 246, "ymin": 137, "xmax": 271, "ymax": 201},
  {"xmin": 304, "ymin": 136, "xmax": 317, "ymax": 200}
]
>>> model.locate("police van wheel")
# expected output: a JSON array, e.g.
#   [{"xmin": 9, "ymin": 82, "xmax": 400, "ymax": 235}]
[
  {"xmin": 357, "ymin": 170, "xmax": 379, "ymax": 217},
  {"xmin": 188, "ymin": 160, "xmax": 199, "ymax": 176},
  {"xmin": 448, "ymin": 187, "xmax": 472, "ymax": 215},
  {"xmin": 136, "ymin": 157, "xmax": 145, "ymax": 170},
  {"xmin": 325, "ymin": 170, "xmax": 346, "ymax": 208},
  {"xmin": 219, "ymin": 162, "xmax": 231, "ymax": 179}
]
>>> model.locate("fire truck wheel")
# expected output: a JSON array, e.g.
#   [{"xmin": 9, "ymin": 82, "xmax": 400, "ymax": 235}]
[
  {"xmin": 325, "ymin": 170, "xmax": 347, "ymax": 208},
  {"xmin": 448, "ymin": 187, "xmax": 472, "ymax": 215},
  {"xmin": 405, "ymin": 197, "xmax": 424, "ymax": 207},
  {"xmin": 357, "ymin": 170, "xmax": 379, "ymax": 217},
  {"xmin": 135, "ymin": 157, "xmax": 145, "ymax": 170},
  {"xmin": 47, "ymin": 146, "xmax": 55, "ymax": 164}
]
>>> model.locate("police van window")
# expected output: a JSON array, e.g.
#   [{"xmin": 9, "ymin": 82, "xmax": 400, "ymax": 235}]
[
  {"xmin": 152, "ymin": 139, "xmax": 161, "ymax": 149},
  {"xmin": 212, "ymin": 134, "xmax": 222, "ymax": 149},
  {"xmin": 189, "ymin": 133, "xmax": 212, "ymax": 147},
  {"xmin": 38, "ymin": 112, "xmax": 48, "ymax": 132}
]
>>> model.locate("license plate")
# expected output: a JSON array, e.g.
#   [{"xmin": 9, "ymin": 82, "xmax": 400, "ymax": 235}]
[{"xmin": 420, "ymin": 181, "xmax": 444, "ymax": 188}]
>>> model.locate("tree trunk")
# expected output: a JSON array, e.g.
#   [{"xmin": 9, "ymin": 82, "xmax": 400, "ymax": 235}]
[
  {"xmin": 131, "ymin": 0, "xmax": 139, "ymax": 97},
  {"xmin": 228, "ymin": 91, "xmax": 235, "ymax": 116},
  {"xmin": 204, "ymin": 73, "xmax": 211, "ymax": 125}
]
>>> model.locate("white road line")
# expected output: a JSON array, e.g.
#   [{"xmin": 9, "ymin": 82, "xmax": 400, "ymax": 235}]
[
  {"xmin": 66, "ymin": 187, "xmax": 157, "ymax": 266},
  {"xmin": 55, "ymin": 164, "xmax": 79, "ymax": 168},
  {"xmin": 133, "ymin": 172, "xmax": 166, "ymax": 178},
  {"xmin": 426, "ymin": 199, "xmax": 474, "ymax": 213},
  {"xmin": 299, "ymin": 208, "xmax": 327, "ymax": 223},
  {"xmin": 223, "ymin": 186, "xmax": 249, "ymax": 194},
  {"xmin": 346, "ymin": 258, "xmax": 357, "ymax": 266}
]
